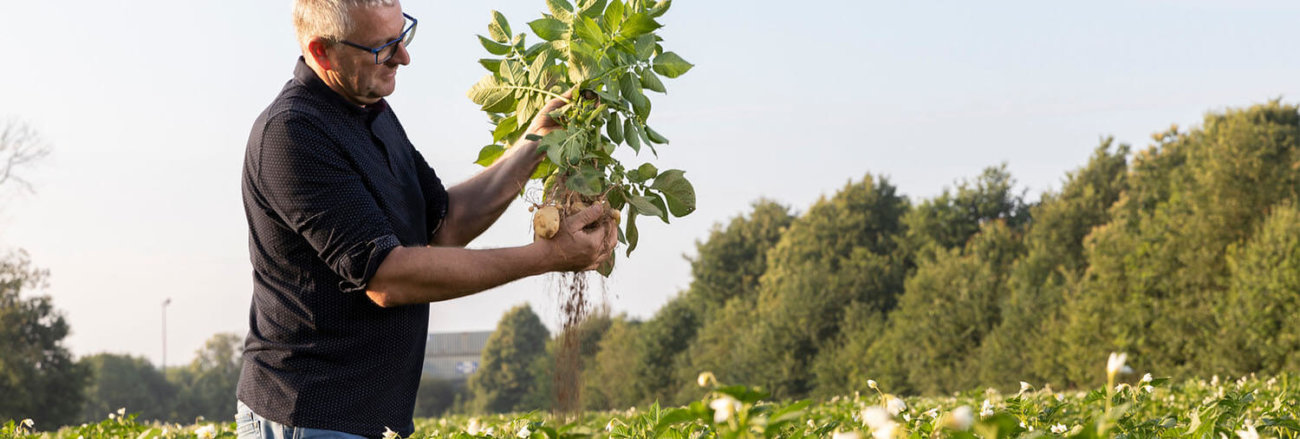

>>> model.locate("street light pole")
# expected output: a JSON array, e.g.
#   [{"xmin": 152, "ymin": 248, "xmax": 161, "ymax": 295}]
[{"xmin": 162, "ymin": 298, "xmax": 171, "ymax": 370}]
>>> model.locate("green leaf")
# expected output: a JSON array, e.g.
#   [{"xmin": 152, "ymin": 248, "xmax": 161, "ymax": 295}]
[
  {"xmin": 620, "ymin": 74, "xmax": 651, "ymax": 120},
  {"xmin": 574, "ymin": 15, "xmax": 607, "ymax": 46},
  {"xmin": 477, "ymin": 35, "xmax": 512, "ymax": 55},
  {"xmin": 530, "ymin": 158, "xmax": 558, "ymax": 179},
  {"xmin": 646, "ymin": 192, "xmax": 670, "ymax": 223},
  {"xmin": 499, "ymin": 59, "xmax": 526, "ymax": 85},
  {"xmin": 628, "ymin": 195, "xmax": 663, "ymax": 218},
  {"xmin": 619, "ymin": 13, "xmax": 661, "ymax": 39},
  {"xmin": 568, "ymin": 48, "xmax": 599, "ymax": 83},
  {"xmin": 608, "ymin": 187, "xmax": 627, "ymax": 210},
  {"xmin": 604, "ymin": 0, "xmax": 626, "ymax": 30},
  {"xmin": 546, "ymin": 0, "xmax": 574, "ymax": 22},
  {"xmin": 637, "ymin": 163, "xmax": 658, "ymax": 180},
  {"xmin": 652, "ymin": 51, "xmax": 693, "ymax": 78},
  {"xmin": 492, "ymin": 115, "xmax": 518, "ymax": 142},
  {"xmin": 716, "ymin": 385, "xmax": 770, "ymax": 404},
  {"xmin": 566, "ymin": 169, "xmax": 604, "ymax": 196},
  {"xmin": 475, "ymin": 144, "xmax": 505, "ymax": 167},
  {"xmin": 640, "ymin": 69, "xmax": 666, "ymax": 93},
  {"xmin": 478, "ymin": 58, "xmax": 502, "ymax": 73},
  {"xmin": 644, "ymin": 125, "xmax": 669, "ymax": 144},
  {"xmin": 488, "ymin": 10, "xmax": 512, "ymax": 43},
  {"xmin": 648, "ymin": 0, "xmax": 672, "ymax": 17},
  {"xmin": 652, "ymin": 169, "xmax": 695, "ymax": 216},
  {"xmin": 634, "ymin": 34, "xmax": 656, "ymax": 60},
  {"xmin": 529, "ymin": 18, "xmax": 569, "ymax": 41},
  {"xmin": 624, "ymin": 119, "xmax": 641, "ymax": 153},
  {"xmin": 467, "ymin": 75, "xmax": 516, "ymax": 113},
  {"xmin": 606, "ymin": 113, "xmax": 624, "ymax": 144},
  {"xmin": 540, "ymin": 129, "xmax": 569, "ymax": 165},
  {"xmin": 625, "ymin": 206, "xmax": 639, "ymax": 256},
  {"xmin": 578, "ymin": 0, "xmax": 607, "ymax": 19}
]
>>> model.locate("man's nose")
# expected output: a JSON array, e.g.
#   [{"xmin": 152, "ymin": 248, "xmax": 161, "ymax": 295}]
[{"xmin": 388, "ymin": 42, "xmax": 411, "ymax": 66}]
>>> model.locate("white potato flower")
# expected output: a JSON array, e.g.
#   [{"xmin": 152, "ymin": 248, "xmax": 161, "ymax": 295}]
[
  {"xmin": 382, "ymin": 427, "xmax": 400, "ymax": 439},
  {"xmin": 1141, "ymin": 373, "xmax": 1153, "ymax": 383},
  {"xmin": 20, "ymin": 419, "xmax": 33, "ymax": 429},
  {"xmin": 697, "ymin": 371, "xmax": 716, "ymax": 388},
  {"xmin": 860, "ymin": 407, "xmax": 891, "ymax": 430},
  {"xmin": 1107, "ymin": 352, "xmax": 1128, "ymax": 377},
  {"xmin": 885, "ymin": 396, "xmax": 907, "ymax": 416},
  {"xmin": 195, "ymin": 425, "xmax": 216, "ymax": 439},
  {"xmin": 868, "ymin": 380, "xmax": 879, "ymax": 390},
  {"xmin": 710, "ymin": 396, "xmax": 742, "ymax": 423},
  {"xmin": 467, "ymin": 418, "xmax": 482, "ymax": 435},
  {"xmin": 1051, "ymin": 424, "xmax": 1068, "ymax": 434},
  {"xmin": 1019, "ymin": 381, "xmax": 1032, "ymax": 394},
  {"xmin": 947, "ymin": 406, "xmax": 974, "ymax": 431},
  {"xmin": 517, "ymin": 425, "xmax": 531, "ymax": 438},
  {"xmin": 980, "ymin": 400, "xmax": 995, "ymax": 417},
  {"xmin": 1236, "ymin": 423, "xmax": 1259, "ymax": 439}
]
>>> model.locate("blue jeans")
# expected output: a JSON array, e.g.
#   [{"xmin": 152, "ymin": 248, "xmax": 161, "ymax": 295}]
[{"xmin": 236, "ymin": 400, "xmax": 369, "ymax": 439}]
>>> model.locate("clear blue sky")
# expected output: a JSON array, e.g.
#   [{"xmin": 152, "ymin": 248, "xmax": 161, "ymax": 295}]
[{"xmin": 0, "ymin": 0, "xmax": 1297, "ymax": 367}]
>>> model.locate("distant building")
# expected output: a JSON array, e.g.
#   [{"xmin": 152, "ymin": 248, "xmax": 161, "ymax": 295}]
[{"xmin": 422, "ymin": 331, "xmax": 492, "ymax": 381}]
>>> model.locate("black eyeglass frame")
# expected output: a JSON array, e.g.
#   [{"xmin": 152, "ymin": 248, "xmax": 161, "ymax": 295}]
[{"xmin": 337, "ymin": 13, "xmax": 418, "ymax": 65}]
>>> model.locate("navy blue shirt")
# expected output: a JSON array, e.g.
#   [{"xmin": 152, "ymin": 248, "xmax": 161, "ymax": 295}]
[{"xmin": 238, "ymin": 58, "xmax": 448, "ymax": 438}]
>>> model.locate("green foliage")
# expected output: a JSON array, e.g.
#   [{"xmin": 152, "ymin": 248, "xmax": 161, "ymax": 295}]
[
  {"xmin": 0, "ymin": 250, "xmax": 87, "ymax": 428},
  {"xmin": 747, "ymin": 175, "xmax": 910, "ymax": 397},
  {"xmin": 976, "ymin": 140, "xmax": 1129, "ymax": 389},
  {"xmin": 415, "ymin": 377, "xmax": 469, "ymax": 418},
  {"xmin": 869, "ymin": 221, "xmax": 1027, "ymax": 395},
  {"xmin": 167, "ymin": 333, "xmax": 243, "ymax": 423},
  {"xmin": 78, "ymin": 353, "xmax": 175, "ymax": 423},
  {"xmin": 1220, "ymin": 202, "xmax": 1300, "ymax": 373},
  {"xmin": 1058, "ymin": 101, "xmax": 1300, "ymax": 386},
  {"xmin": 902, "ymin": 164, "xmax": 1031, "ymax": 254},
  {"xmin": 467, "ymin": 0, "xmax": 694, "ymax": 259},
  {"xmin": 470, "ymin": 304, "xmax": 552, "ymax": 414}
]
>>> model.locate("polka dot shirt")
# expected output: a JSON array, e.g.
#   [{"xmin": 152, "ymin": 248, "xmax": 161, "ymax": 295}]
[{"xmin": 237, "ymin": 57, "xmax": 448, "ymax": 438}]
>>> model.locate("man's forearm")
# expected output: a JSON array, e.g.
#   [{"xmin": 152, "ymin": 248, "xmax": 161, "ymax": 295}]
[
  {"xmin": 435, "ymin": 138, "xmax": 545, "ymax": 247},
  {"xmin": 365, "ymin": 244, "xmax": 550, "ymax": 307}
]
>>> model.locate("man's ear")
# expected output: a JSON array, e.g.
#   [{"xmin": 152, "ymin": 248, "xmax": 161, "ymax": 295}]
[{"xmin": 307, "ymin": 38, "xmax": 333, "ymax": 70}]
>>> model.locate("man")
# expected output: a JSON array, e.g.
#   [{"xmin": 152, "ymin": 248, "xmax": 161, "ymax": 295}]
[{"xmin": 236, "ymin": 0, "xmax": 616, "ymax": 437}]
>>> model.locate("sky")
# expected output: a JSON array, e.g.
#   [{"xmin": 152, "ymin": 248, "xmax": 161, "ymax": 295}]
[{"xmin": 0, "ymin": 0, "xmax": 1297, "ymax": 368}]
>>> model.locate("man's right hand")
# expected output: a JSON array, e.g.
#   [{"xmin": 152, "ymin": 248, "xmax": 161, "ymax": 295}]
[{"xmin": 539, "ymin": 202, "xmax": 617, "ymax": 272}]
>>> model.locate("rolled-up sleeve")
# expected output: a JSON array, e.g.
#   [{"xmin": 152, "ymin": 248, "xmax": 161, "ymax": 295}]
[{"xmin": 255, "ymin": 111, "xmax": 399, "ymax": 293}]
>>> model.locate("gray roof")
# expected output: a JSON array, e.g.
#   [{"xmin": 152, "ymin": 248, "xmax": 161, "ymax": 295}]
[{"xmin": 425, "ymin": 331, "xmax": 493, "ymax": 357}]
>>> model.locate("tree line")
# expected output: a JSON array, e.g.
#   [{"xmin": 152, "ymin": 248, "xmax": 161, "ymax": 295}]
[{"xmin": 460, "ymin": 100, "xmax": 1300, "ymax": 414}]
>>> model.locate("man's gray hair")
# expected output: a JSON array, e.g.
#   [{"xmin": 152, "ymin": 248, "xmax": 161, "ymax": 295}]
[{"xmin": 293, "ymin": 0, "xmax": 398, "ymax": 47}]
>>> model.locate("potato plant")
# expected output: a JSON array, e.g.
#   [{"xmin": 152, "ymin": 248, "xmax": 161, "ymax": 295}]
[{"xmin": 467, "ymin": 0, "xmax": 695, "ymax": 275}]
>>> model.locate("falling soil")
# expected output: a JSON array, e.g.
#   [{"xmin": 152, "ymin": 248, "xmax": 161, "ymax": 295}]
[{"xmin": 553, "ymin": 271, "xmax": 589, "ymax": 415}]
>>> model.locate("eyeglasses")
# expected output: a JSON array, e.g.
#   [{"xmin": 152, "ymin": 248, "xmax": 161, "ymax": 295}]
[{"xmin": 338, "ymin": 13, "xmax": 418, "ymax": 65}]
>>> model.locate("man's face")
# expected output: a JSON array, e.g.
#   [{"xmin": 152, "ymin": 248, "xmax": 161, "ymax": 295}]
[{"xmin": 323, "ymin": 2, "xmax": 410, "ymax": 106}]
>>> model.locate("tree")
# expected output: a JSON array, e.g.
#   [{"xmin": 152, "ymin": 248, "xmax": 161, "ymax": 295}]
[
  {"xmin": 746, "ymin": 174, "xmax": 910, "ymax": 398},
  {"xmin": 168, "ymin": 333, "xmax": 242, "ymax": 422},
  {"xmin": 866, "ymin": 221, "xmax": 1025, "ymax": 395},
  {"xmin": 0, "ymin": 120, "xmax": 50, "ymax": 196},
  {"xmin": 469, "ymin": 304, "xmax": 550, "ymax": 414},
  {"xmin": 584, "ymin": 316, "xmax": 641, "ymax": 410},
  {"xmin": 1218, "ymin": 203, "xmax": 1300, "ymax": 374},
  {"xmin": 78, "ymin": 353, "xmax": 174, "ymax": 423},
  {"xmin": 975, "ymin": 140, "xmax": 1128, "ymax": 389},
  {"xmin": 0, "ymin": 250, "xmax": 87, "ymax": 427},
  {"xmin": 1059, "ymin": 102, "xmax": 1300, "ymax": 385}
]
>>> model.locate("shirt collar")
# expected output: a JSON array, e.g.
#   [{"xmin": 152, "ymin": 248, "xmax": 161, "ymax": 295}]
[{"xmin": 292, "ymin": 56, "xmax": 387, "ymax": 118}]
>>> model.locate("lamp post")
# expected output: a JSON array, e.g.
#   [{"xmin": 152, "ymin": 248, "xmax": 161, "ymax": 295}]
[{"xmin": 162, "ymin": 298, "xmax": 171, "ymax": 370}]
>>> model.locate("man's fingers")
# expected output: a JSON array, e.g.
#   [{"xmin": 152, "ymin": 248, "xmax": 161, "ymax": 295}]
[{"xmin": 565, "ymin": 203, "xmax": 607, "ymax": 231}]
